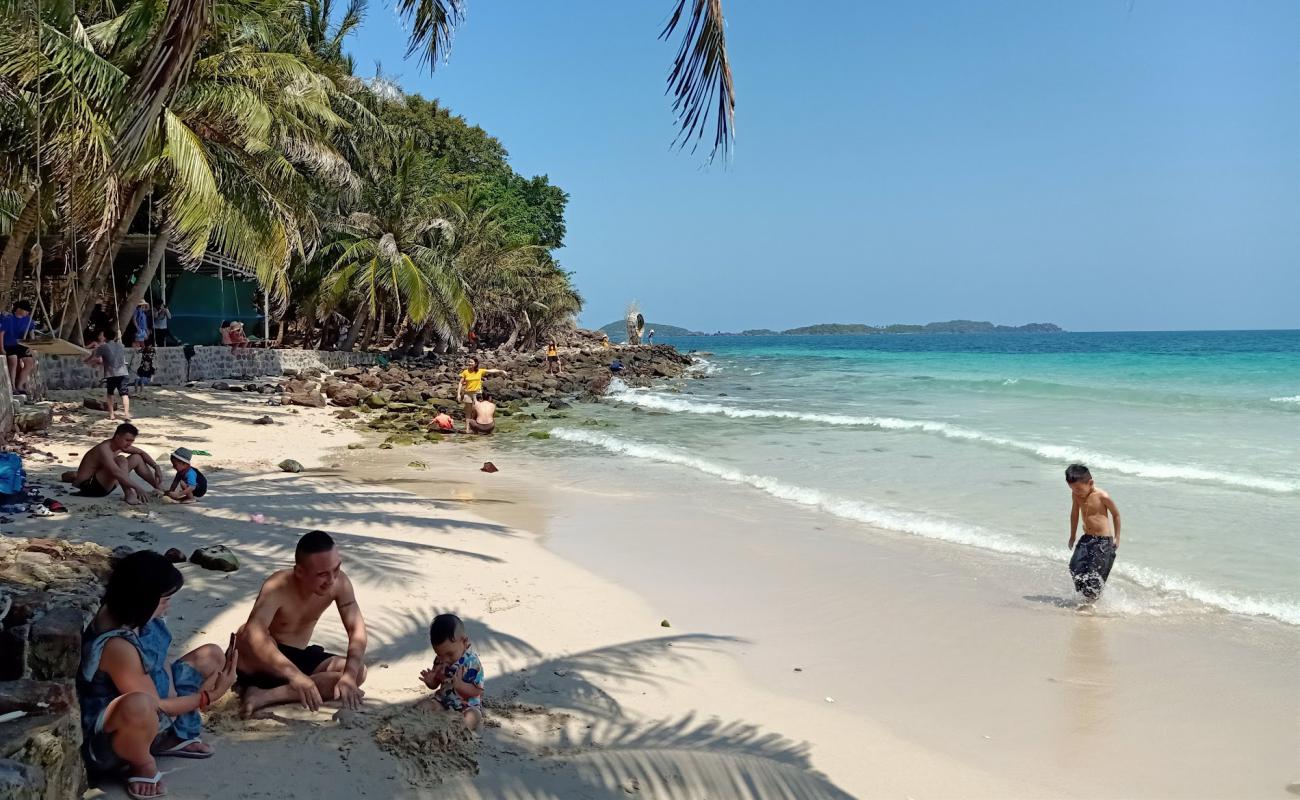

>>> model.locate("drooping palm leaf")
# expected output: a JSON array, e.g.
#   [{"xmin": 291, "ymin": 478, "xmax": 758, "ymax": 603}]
[{"xmin": 660, "ymin": 0, "xmax": 734, "ymax": 161}]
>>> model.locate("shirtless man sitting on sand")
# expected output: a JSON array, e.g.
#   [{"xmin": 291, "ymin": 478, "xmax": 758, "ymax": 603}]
[
  {"xmin": 60, "ymin": 423, "xmax": 163, "ymax": 504},
  {"xmin": 468, "ymin": 391, "xmax": 497, "ymax": 435},
  {"xmin": 235, "ymin": 530, "xmax": 367, "ymax": 717}
]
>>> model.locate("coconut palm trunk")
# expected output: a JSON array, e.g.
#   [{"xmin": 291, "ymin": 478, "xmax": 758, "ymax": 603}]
[
  {"xmin": 340, "ymin": 303, "xmax": 368, "ymax": 351},
  {"xmin": 117, "ymin": 221, "xmax": 173, "ymax": 324},
  {"xmin": 0, "ymin": 188, "xmax": 41, "ymax": 308},
  {"xmin": 62, "ymin": 182, "xmax": 151, "ymax": 341}
]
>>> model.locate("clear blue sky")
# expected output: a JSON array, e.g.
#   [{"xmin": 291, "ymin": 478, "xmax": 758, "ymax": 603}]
[{"xmin": 347, "ymin": 0, "xmax": 1300, "ymax": 332}]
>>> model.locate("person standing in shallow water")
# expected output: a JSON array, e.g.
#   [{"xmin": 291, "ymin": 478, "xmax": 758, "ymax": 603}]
[{"xmin": 1065, "ymin": 463, "xmax": 1123, "ymax": 605}]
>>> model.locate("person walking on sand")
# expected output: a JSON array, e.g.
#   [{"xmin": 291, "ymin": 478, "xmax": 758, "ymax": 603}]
[
  {"xmin": 234, "ymin": 531, "xmax": 368, "ymax": 717},
  {"xmin": 60, "ymin": 423, "xmax": 163, "ymax": 504},
  {"xmin": 545, "ymin": 341, "xmax": 562, "ymax": 375},
  {"xmin": 1065, "ymin": 463, "xmax": 1123, "ymax": 605},
  {"xmin": 457, "ymin": 357, "xmax": 506, "ymax": 433},
  {"xmin": 85, "ymin": 328, "xmax": 132, "ymax": 420}
]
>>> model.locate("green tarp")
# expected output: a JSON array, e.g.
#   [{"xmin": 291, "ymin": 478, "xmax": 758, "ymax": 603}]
[{"xmin": 165, "ymin": 272, "xmax": 263, "ymax": 345}]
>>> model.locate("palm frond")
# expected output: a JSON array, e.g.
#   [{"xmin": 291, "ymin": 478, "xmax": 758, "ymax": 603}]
[
  {"xmin": 660, "ymin": 0, "xmax": 735, "ymax": 162},
  {"xmin": 393, "ymin": 0, "xmax": 463, "ymax": 71}
]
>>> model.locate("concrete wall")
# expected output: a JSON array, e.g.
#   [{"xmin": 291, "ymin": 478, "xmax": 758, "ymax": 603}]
[{"xmin": 35, "ymin": 347, "xmax": 378, "ymax": 392}]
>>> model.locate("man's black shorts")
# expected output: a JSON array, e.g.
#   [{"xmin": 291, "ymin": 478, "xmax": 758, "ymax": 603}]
[{"xmin": 237, "ymin": 642, "xmax": 340, "ymax": 689}]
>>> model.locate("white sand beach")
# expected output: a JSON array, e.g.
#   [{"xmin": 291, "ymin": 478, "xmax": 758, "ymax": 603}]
[{"xmin": 7, "ymin": 386, "xmax": 1298, "ymax": 799}]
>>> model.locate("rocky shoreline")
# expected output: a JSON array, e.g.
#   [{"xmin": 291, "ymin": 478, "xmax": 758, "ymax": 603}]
[{"xmin": 166, "ymin": 340, "xmax": 696, "ymax": 445}]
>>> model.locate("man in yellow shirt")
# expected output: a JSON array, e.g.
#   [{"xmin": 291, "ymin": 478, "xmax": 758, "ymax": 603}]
[{"xmin": 457, "ymin": 358, "xmax": 507, "ymax": 433}]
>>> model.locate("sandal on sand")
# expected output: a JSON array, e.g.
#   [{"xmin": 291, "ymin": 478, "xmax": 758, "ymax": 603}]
[
  {"xmin": 126, "ymin": 772, "xmax": 166, "ymax": 799},
  {"xmin": 156, "ymin": 737, "xmax": 213, "ymax": 759}
]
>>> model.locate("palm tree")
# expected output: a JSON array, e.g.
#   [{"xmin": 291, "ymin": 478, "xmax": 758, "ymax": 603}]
[{"xmin": 317, "ymin": 142, "xmax": 472, "ymax": 350}]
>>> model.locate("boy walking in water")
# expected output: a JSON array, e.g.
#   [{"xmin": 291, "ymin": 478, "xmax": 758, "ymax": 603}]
[{"xmin": 1065, "ymin": 464, "xmax": 1122, "ymax": 603}]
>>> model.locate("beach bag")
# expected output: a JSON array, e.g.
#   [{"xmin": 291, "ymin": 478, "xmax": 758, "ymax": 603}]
[{"xmin": 0, "ymin": 452, "xmax": 26, "ymax": 494}]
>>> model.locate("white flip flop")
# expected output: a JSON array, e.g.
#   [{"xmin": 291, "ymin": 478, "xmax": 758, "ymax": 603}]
[
  {"xmin": 126, "ymin": 771, "xmax": 166, "ymax": 798},
  {"xmin": 156, "ymin": 737, "xmax": 213, "ymax": 759}
]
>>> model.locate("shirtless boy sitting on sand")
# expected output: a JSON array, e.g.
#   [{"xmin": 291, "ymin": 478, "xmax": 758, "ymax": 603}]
[
  {"xmin": 235, "ymin": 530, "xmax": 367, "ymax": 717},
  {"xmin": 1065, "ymin": 463, "xmax": 1123, "ymax": 604},
  {"xmin": 60, "ymin": 423, "xmax": 163, "ymax": 504}
]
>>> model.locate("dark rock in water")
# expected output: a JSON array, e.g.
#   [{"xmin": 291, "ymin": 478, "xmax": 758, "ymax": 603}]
[
  {"xmin": 480, "ymin": 462, "xmax": 499, "ymax": 473},
  {"xmin": 83, "ymin": 398, "xmax": 108, "ymax": 412},
  {"xmin": 191, "ymin": 545, "xmax": 238, "ymax": 572},
  {"xmin": 164, "ymin": 548, "xmax": 186, "ymax": 563},
  {"xmin": 528, "ymin": 431, "xmax": 550, "ymax": 440},
  {"xmin": 252, "ymin": 415, "xmax": 275, "ymax": 425},
  {"xmin": 547, "ymin": 399, "xmax": 571, "ymax": 410},
  {"xmin": 278, "ymin": 459, "xmax": 304, "ymax": 473},
  {"xmin": 214, "ymin": 381, "xmax": 230, "ymax": 391}
]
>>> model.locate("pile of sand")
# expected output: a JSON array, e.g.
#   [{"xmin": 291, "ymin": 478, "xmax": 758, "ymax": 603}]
[{"xmin": 372, "ymin": 700, "xmax": 481, "ymax": 783}]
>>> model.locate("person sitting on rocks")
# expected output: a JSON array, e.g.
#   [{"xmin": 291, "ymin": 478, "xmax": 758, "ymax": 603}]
[
  {"xmin": 164, "ymin": 447, "xmax": 207, "ymax": 504},
  {"xmin": 61, "ymin": 423, "xmax": 163, "ymax": 505},
  {"xmin": 430, "ymin": 407, "xmax": 456, "ymax": 433},
  {"xmin": 234, "ymin": 530, "xmax": 368, "ymax": 717},
  {"xmin": 468, "ymin": 391, "xmax": 497, "ymax": 435},
  {"xmin": 78, "ymin": 550, "xmax": 239, "ymax": 799}
]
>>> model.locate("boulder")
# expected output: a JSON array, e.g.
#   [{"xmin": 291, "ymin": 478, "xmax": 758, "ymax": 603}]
[
  {"xmin": 334, "ymin": 409, "xmax": 359, "ymax": 420},
  {"xmin": 27, "ymin": 608, "xmax": 85, "ymax": 681},
  {"xmin": 285, "ymin": 392, "xmax": 325, "ymax": 408},
  {"xmin": 14, "ymin": 406, "xmax": 52, "ymax": 433},
  {"xmin": 364, "ymin": 393, "xmax": 387, "ymax": 409},
  {"xmin": 190, "ymin": 546, "xmax": 239, "ymax": 572},
  {"xmin": 330, "ymin": 386, "xmax": 366, "ymax": 407},
  {"xmin": 278, "ymin": 459, "xmax": 304, "ymax": 473},
  {"xmin": 547, "ymin": 399, "xmax": 571, "ymax": 410},
  {"xmin": 358, "ymin": 374, "xmax": 383, "ymax": 390},
  {"xmin": 336, "ymin": 366, "xmax": 362, "ymax": 378}
]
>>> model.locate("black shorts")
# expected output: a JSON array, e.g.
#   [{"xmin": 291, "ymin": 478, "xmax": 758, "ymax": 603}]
[
  {"xmin": 547, "ymin": 355, "xmax": 558, "ymax": 363},
  {"xmin": 74, "ymin": 477, "xmax": 113, "ymax": 498},
  {"xmin": 237, "ymin": 642, "xmax": 340, "ymax": 689},
  {"xmin": 1069, "ymin": 535, "xmax": 1117, "ymax": 601},
  {"xmin": 5, "ymin": 344, "xmax": 30, "ymax": 359},
  {"xmin": 105, "ymin": 375, "xmax": 130, "ymax": 396}
]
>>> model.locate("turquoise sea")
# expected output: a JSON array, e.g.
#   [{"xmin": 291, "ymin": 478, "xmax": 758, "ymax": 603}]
[{"xmin": 543, "ymin": 330, "xmax": 1300, "ymax": 625}]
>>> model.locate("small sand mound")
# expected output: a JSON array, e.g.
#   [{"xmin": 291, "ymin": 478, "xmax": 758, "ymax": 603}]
[{"xmin": 373, "ymin": 701, "xmax": 480, "ymax": 783}]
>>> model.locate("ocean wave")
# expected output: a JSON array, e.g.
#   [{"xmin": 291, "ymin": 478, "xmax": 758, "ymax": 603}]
[
  {"xmin": 687, "ymin": 357, "xmax": 720, "ymax": 376},
  {"xmin": 548, "ymin": 428, "xmax": 1300, "ymax": 626},
  {"xmin": 606, "ymin": 388, "xmax": 1299, "ymax": 494},
  {"xmin": 1270, "ymin": 395, "xmax": 1300, "ymax": 405}
]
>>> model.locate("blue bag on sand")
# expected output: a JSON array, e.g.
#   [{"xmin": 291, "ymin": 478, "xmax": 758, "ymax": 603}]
[{"xmin": 0, "ymin": 452, "xmax": 25, "ymax": 495}]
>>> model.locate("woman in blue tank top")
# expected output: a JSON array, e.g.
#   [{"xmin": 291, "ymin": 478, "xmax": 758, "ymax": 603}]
[{"xmin": 78, "ymin": 551, "xmax": 239, "ymax": 798}]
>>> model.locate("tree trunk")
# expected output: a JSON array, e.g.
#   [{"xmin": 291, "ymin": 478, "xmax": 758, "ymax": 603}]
[
  {"xmin": 62, "ymin": 181, "xmax": 150, "ymax": 340},
  {"xmin": 116, "ymin": 222, "xmax": 173, "ymax": 325},
  {"xmin": 0, "ymin": 188, "xmax": 41, "ymax": 308},
  {"xmin": 340, "ymin": 304, "xmax": 368, "ymax": 352},
  {"xmin": 357, "ymin": 306, "xmax": 378, "ymax": 351}
]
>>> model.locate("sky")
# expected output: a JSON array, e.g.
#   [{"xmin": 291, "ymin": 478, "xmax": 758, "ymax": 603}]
[{"xmin": 348, "ymin": 0, "xmax": 1300, "ymax": 333}]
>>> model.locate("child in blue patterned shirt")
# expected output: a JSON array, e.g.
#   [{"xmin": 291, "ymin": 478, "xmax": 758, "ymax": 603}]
[{"xmin": 420, "ymin": 613, "xmax": 484, "ymax": 730}]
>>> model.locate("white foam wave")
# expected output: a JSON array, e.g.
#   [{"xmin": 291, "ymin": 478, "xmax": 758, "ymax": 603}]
[
  {"xmin": 1002, "ymin": 378, "xmax": 1019, "ymax": 385},
  {"xmin": 1270, "ymin": 395, "xmax": 1300, "ymax": 405},
  {"xmin": 549, "ymin": 427, "xmax": 1049, "ymax": 558},
  {"xmin": 607, "ymin": 388, "xmax": 1299, "ymax": 494},
  {"xmin": 549, "ymin": 428, "xmax": 1300, "ymax": 626},
  {"xmin": 687, "ymin": 357, "xmax": 720, "ymax": 376}
]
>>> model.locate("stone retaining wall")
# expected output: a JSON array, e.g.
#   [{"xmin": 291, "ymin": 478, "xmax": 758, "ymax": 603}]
[
  {"xmin": 35, "ymin": 347, "xmax": 378, "ymax": 392},
  {"xmin": 0, "ymin": 538, "xmax": 113, "ymax": 800}
]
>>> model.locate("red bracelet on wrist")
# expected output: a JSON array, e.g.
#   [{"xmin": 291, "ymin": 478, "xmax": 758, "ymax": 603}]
[{"xmin": 199, "ymin": 690, "xmax": 210, "ymax": 711}]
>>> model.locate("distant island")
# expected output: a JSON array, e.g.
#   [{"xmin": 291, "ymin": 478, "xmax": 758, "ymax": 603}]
[{"xmin": 601, "ymin": 320, "xmax": 1062, "ymax": 340}]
